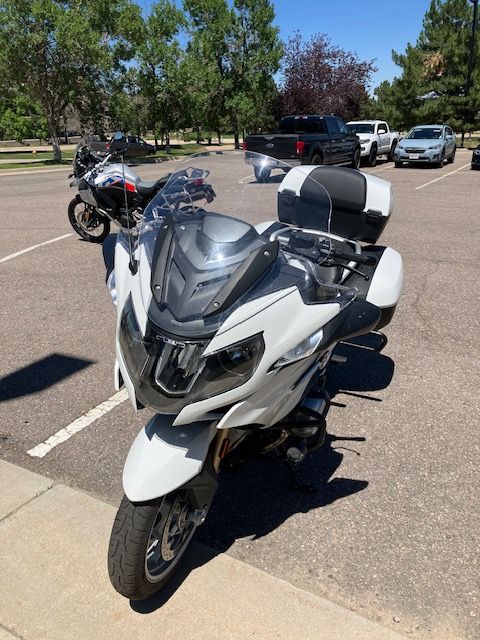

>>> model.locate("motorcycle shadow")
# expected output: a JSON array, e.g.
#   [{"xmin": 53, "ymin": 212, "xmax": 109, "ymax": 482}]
[{"xmin": 131, "ymin": 336, "xmax": 395, "ymax": 613}]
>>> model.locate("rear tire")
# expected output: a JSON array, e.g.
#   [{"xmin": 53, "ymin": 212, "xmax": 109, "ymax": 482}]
[
  {"xmin": 68, "ymin": 195, "xmax": 110, "ymax": 243},
  {"xmin": 254, "ymin": 165, "xmax": 271, "ymax": 183},
  {"xmin": 311, "ymin": 153, "xmax": 323, "ymax": 166},
  {"xmin": 394, "ymin": 161, "xmax": 403, "ymax": 168},
  {"xmin": 108, "ymin": 491, "xmax": 199, "ymax": 601}
]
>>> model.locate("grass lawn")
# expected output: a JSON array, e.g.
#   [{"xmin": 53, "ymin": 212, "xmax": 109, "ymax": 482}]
[
  {"xmin": 459, "ymin": 136, "xmax": 480, "ymax": 150},
  {"xmin": 0, "ymin": 151, "xmax": 74, "ymax": 160},
  {"xmin": 153, "ymin": 143, "xmax": 204, "ymax": 157},
  {"xmin": 0, "ymin": 143, "xmax": 213, "ymax": 171},
  {"xmin": 0, "ymin": 160, "xmax": 71, "ymax": 171}
]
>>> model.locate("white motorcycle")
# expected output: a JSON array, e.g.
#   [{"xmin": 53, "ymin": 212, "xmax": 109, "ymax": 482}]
[{"xmin": 105, "ymin": 151, "xmax": 403, "ymax": 600}]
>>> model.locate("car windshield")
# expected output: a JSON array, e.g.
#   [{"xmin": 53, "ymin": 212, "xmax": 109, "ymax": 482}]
[
  {"xmin": 347, "ymin": 123, "xmax": 375, "ymax": 134},
  {"xmin": 118, "ymin": 151, "xmax": 355, "ymax": 338},
  {"xmin": 407, "ymin": 128, "xmax": 443, "ymax": 140}
]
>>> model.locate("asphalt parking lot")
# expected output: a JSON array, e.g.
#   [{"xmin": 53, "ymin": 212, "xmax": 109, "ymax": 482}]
[{"xmin": 0, "ymin": 151, "xmax": 479, "ymax": 640}]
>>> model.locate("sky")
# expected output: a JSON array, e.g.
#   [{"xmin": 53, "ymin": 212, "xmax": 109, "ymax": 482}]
[{"xmin": 138, "ymin": 0, "xmax": 433, "ymax": 91}]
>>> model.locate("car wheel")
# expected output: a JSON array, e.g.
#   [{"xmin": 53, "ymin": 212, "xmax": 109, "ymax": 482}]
[
  {"xmin": 350, "ymin": 148, "xmax": 361, "ymax": 170},
  {"xmin": 447, "ymin": 148, "xmax": 456, "ymax": 164},
  {"xmin": 388, "ymin": 141, "xmax": 397, "ymax": 162},
  {"xmin": 434, "ymin": 150, "xmax": 445, "ymax": 168},
  {"xmin": 367, "ymin": 144, "xmax": 378, "ymax": 167},
  {"xmin": 394, "ymin": 161, "xmax": 403, "ymax": 168},
  {"xmin": 311, "ymin": 154, "xmax": 323, "ymax": 166}
]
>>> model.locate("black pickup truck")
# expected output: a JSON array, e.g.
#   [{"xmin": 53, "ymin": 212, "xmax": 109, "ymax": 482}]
[{"xmin": 244, "ymin": 115, "xmax": 361, "ymax": 181}]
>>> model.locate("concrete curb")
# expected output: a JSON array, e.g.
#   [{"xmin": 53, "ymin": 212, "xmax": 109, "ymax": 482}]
[{"xmin": 0, "ymin": 460, "xmax": 407, "ymax": 640}]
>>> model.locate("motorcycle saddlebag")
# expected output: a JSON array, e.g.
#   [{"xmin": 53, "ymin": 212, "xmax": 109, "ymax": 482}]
[{"xmin": 277, "ymin": 166, "xmax": 392, "ymax": 244}]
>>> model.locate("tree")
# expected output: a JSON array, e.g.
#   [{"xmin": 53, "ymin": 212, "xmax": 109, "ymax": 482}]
[
  {"xmin": 0, "ymin": 94, "xmax": 48, "ymax": 141},
  {"xmin": 183, "ymin": 0, "xmax": 233, "ymax": 143},
  {"xmin": 228, "ymin": 0, "xmax": 283, "ymax": 142},
  {"xmin": 372, "ymin": 0, "xmax": 480, "ymax": 134},
  {"xmin": 279, "ymin": 32, "xmax": 376, "ymax": 121},
  {"xmin": 135, "ymin": 0, "xmax": 186, "ymax": 151},
  {"xmin": 0, "ymin": 0, "xmax": 139, "ymax": 161}
]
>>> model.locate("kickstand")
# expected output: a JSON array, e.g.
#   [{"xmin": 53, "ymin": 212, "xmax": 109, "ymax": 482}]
[{"xmin": 286, "ymin": 461, "xmax": 316, "ymax": 494}]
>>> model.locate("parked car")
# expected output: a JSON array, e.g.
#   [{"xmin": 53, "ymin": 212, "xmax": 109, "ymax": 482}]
[
  {"xmin": 108, "ymin": 134, "xmax": 156, "ymax": 158},
  {"xmin": 470, "ymin": 145, "xmax": 480, "ymax": 169},
  {"xmin": 393, "ymin": 124, "xmax": 456, "ymax": 168},
  {"xmin": 347, "ymin": 120, "xmax": 399, "ymax": 166},
  {"xmin": 244, "ymin": 115, "xmax": 361, "ymax": 181}
]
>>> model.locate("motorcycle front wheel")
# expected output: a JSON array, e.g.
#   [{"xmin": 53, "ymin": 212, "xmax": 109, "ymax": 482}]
[
  {"xmin": 108, "ymin": 490, "xmax": 201, "ymax": 600},
  {"xmin": 68, "ymin": 195, "xmax": 110, "ymax": 243}
]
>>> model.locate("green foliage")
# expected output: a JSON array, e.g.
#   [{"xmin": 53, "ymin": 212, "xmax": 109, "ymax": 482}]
[
  {"xmin": 182, "ymin": 0, "xmax": 282, "ymax": 141},
  {"xmin": 0, "ymin": 0, "xmax": 139, "ymax": 158},
  {"xmin": 372, "ymin": 0, "xmax": 480, "ymax": 132},
  {"xmin": 0, "ymin": 95, "xmax": 48, "ymax": 141}
]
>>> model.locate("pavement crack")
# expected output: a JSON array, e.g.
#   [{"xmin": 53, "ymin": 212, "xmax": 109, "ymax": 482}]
[
  {"xmin": 0, "ymin": 622, "xmax": 27, "ymax": 640},
  {"xmin": 0, "ymin": 483, "xmax": 53, "ymax": 525}
]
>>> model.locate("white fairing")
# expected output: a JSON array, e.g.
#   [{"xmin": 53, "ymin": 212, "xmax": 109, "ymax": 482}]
[
  {"xmin": 173, "ymin": 295, "xmax": 339, "ymax": 425},
  {"xmin": 281, "ymin": 165, "xmax": 393, "ymax": 218},
  {"xmin": 366, "ymin": 247, "xmax": 404, "ymax": 309},
  {"xmin": 123, "ymin": 415, "xmax": 216, "ymax": 502},
  {"xmin": 364, "ymin": 173, "xmax": 393, "ymax": 218}
]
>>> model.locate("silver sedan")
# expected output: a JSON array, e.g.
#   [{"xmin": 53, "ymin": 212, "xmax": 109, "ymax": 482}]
[{"xmin": 393, "ymin": 124, "xmax": 456, "ymax": 167}]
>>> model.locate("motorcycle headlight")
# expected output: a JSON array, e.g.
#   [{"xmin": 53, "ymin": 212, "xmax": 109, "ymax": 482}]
[
  {"xmin": 119, "ymin": 298, "xmax": 264, "ymax": 405},
  {"xmin": 195, "ymin": 334, "xmax": 264, "ymax": 397},
  {"xmin": 274, "ymin": 329, "xmax": 323, "ymax": 368},
  {"xmin": 119, "ymin": 297, "xmax": 151, "ymax": 379}
]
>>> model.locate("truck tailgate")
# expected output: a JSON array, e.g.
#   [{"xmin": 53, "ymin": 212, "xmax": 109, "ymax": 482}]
[{"xmin": 245, "ymin": 135, "xmax": 299, "ymax": 161}]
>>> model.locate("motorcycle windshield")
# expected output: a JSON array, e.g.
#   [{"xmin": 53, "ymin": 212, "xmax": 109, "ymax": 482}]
[{"xmin": 129, "ymin": 151, "xmax": 352, "ymax": 339}]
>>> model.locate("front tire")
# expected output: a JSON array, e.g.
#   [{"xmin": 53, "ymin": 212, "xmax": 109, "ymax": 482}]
[
  {"xmin": 447, "ymin": 148, "xmax": 456, "ymax": 164},
  {"xmin": 108, "ymin": 491, "xmax": 200, "ymax": 600},
  {"xmin": 388, "ymin": 140, "xmax": 397, "ymax": 162},
  {"xmin": 367, "ymin": 144, "xmax": 377, "ymax": 167},
  {"xmin": 68, "ymin": 195, "xmax": 110, "ymax": 243},
  {"xmin": 394, "ymin": 161, "xmax": 404, "ymax": 168},
  {"xmin": 350, "ymin": 148, "xmax": 361, "ymax": 170},
  {"xmin": 433, "ymin": 150, "xmax": 445, "ymax": 168}
]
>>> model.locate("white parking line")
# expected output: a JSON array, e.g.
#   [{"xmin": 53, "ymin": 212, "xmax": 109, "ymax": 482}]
[
  {"xmin": 367, "ymin": 163, "xmax": 395, "ymax": 174},
  {"xmin": 27, "ymin": 389, "xmax": 128, "ymax": 458},
  {"xmin": 0, "ymin": 234, "xmax": 72, "ymax": 264},
  {"xmin": 415, "ymin": 163, "xmax": 470, "ymax": 191}
]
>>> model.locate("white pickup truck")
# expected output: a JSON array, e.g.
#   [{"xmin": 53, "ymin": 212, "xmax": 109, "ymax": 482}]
[{"xmin": 346, "ymin": 120, "xmax": 399, "ymax": 167}]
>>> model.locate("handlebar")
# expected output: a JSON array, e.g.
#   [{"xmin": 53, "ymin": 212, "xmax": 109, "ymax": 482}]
[{"xmin": 329, "ymin": 248, "xmax": 376, "ymax": 265}]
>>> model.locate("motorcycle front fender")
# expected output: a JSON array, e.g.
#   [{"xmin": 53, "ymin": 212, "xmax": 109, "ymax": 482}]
[{"xmin": 122, "ymin": 414, "xmax": 217, "ymax": 503}]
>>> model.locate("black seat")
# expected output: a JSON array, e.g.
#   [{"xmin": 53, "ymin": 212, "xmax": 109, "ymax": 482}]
[{"xmin": 137, "ymin": 175, "xmax": 170, "ymax": 197}]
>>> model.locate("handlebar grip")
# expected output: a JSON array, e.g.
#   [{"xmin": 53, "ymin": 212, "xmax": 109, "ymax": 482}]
[{"xmin": 333, "ymin": 249, "xmax": 376, "ymax": 265}]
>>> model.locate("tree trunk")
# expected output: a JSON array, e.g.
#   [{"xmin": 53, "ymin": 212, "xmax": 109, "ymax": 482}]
[
  {"xmin": 217, "ymin": 130, "xmax": 221, "ymax": 145},
  {"xmin": 48, "ymin": 121, "xmax": 62, "ymax": 162},
  {"xmin": 196, "ymin": 125, "xmax": 201, "ymax": 144},
  {"xmin": 461, "ymin": 131, "xmax": 465, "ymax": 147},
  {"xmin": 208, "ymin": 135, "xmax": 212, "ymax": 145},
  {"xmin": 234, "ymin": 129, "xmax": 240, "ymax": 149},
  {"xmin": 165, "ymin": 131, "xmax": 171, "ymax": 153},
  {"xmin": 154, "ymin": 135, "xmax": 158, "ymax": 150}
]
